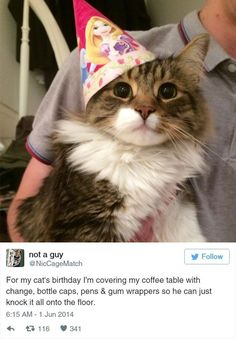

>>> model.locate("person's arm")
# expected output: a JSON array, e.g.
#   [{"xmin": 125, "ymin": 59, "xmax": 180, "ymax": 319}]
[{"xmin": 7, "ymin": 157, "xmax": 53, "ymax": 242}]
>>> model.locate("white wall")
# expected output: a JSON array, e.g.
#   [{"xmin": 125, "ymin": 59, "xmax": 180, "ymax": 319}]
[
  {"xmin": 0, "ymin": 0, "xmax": 45, "ymax": 144},
  {"xmin": 145, "ymin": 0, "xmax": 204, "ymax": 26}
]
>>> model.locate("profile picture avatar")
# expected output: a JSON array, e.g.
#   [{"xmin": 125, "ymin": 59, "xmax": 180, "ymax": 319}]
[{"xmin": 6, "ymin": 249, "xmax": 24, "ymax": 267}]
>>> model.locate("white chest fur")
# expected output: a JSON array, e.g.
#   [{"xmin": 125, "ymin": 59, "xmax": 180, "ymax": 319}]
[{"xmin": 56, "ymin": 120, "xmax": 205, "ymax": 241}]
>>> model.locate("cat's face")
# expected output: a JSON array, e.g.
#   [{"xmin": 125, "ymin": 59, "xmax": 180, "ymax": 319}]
[{"xmin": 86, "ymin": 34, "xmax": 210, "ymax": 147}]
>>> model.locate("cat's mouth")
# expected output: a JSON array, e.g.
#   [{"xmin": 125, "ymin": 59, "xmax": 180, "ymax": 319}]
[
  {"xmin": 113, "ymin": 108, "xmax": 168, "ymax": 146},
  {"xmin": 132, "ymin": 121, "xmax": 157, "ymax": 133}
]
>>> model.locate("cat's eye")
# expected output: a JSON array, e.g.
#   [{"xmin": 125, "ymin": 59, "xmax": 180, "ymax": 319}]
[
  {"xmin": 113, "ymin": 82, "xmax": 132, "ymax": 98},
  {"xmin": 158, "ymin": 83, "xmax": 177, "ymax": 100}
]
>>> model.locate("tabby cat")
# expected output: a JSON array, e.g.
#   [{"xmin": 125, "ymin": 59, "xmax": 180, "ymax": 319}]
[{"xmin": 17, "ymin": 34, "xmax": 211, "ymax": 242}]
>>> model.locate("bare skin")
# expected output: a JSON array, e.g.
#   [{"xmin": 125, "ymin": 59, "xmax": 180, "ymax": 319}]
[
  {"xmin": 199, "ymin": 0, "xmax": 236, "ymax": 58},
  {"xmin": 7, "ymin": 0, "xmax": 236, "ymax": 241},
  {"xmin": 7, "ymin": 158, "xmax": 52, "ymax": 241}
]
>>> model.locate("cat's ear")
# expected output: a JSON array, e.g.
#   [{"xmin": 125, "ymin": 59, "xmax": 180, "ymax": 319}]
[{"xmin": 176, "ymin": 33, "xmax": 209, "ymax": 82}]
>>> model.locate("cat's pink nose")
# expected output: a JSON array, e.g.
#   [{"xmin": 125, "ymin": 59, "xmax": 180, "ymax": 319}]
[{"xmin": 135, "ymin": 105, "xmax": 155, "ymax": 120}]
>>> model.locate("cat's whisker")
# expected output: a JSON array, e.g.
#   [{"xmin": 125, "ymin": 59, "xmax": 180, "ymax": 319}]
[
  {"xmin": 169, "ymin": 124, "xmax": 203, "ymax": 145},
  {"xmin": 169, "ymin": 124, "xmax": 227, "ymax": 163},
  {"xmin": 161, "ymin": 127, "xmax": 182, "ymax": 154},
  {"xmin": 168, "ymin": 125, "xmax": 211, "ymax": 158}
]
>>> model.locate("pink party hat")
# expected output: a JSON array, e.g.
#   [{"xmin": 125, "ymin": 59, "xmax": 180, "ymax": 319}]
[{"xmin": 73, "ymin": 0, "xmax": 155, "ymax": 106}]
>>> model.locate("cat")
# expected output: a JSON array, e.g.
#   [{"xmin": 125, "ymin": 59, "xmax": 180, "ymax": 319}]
[{"xmin": 16, "ymin": 34, "xmax": 211, "ymax": 242}]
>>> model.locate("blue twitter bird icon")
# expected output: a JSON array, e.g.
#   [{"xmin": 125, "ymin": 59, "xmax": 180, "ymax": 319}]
[{"xmin": 191, "ymin": 253, "xmax": 199, "ymax": 260}]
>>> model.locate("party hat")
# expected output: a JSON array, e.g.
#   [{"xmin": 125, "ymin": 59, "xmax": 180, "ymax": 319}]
[{"xmin": 73, "ymin": 0, "xmax": 155, "ymax": 106}]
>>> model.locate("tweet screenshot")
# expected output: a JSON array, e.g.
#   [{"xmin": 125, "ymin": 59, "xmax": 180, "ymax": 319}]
[{"xmin": 0, "ymin": 243, "xmax": 235, "ymax": 339}]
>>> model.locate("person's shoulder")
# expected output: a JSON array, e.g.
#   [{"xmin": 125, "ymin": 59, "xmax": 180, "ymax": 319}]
[
  {"xmin": 130, "ymin": 24, "xmax": 184, "ymax": 57},
  {"xmin": 60, "ymin": 48, "xmax": 80, "ymax": 74},
  {"xmin": 47, "ymin": 48, "xmax": 82, "ymax": 88}
]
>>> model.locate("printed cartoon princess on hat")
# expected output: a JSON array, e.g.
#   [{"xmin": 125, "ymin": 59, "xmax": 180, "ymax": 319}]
[
  {"xmin": 80, "ymin": 16, "xmax": 140, "ymax": 84},
  {"xmin": 85, "ymin": 16, "xmax": 139, "ymax": 64}
]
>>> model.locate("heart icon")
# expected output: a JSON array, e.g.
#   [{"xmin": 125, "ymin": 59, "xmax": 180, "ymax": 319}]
[{"xmin": 60, "ymin": 325, "xmax": 67, "ymax": 331}]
